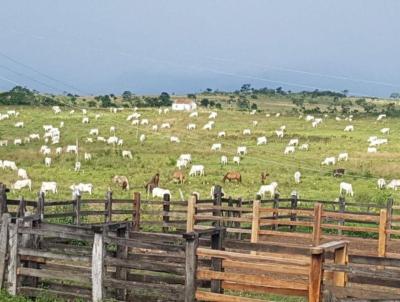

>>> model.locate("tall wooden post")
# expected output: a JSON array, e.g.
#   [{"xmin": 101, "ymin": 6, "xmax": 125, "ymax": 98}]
[
  {"xmin": 183, "ymin": 232, "xmax": 199, "ymax": 302},
  {"xmin": 0, "ymin": 213, "xmax": 11, "ymax": 289},
  {"xmin": 386, "ymin": 198, "xmax": 393, "ymax": 241},
  {"xmin": 309, "ymin": 251, "xmax": 324, "ymax": 302},
  {"xmin": 211, "ymin": 228, "xmax": 225, "ymax": 294},
  {"xmin": 92, "ymin": 231, "xmax": 105, "ymax": 302},
  {"xmin": 333, "ymin": 244, "xmax": 348, "ymax": 287},
  {"xmin": 0, "ymin": 184, "xmax": 8, "ymax": 216},
  {"xmin": 290, "ymin": 193, "xmax": 298, "ymax": 231},
  {"xmin": 116, "ymin": 226, "xmax": 128, "ymax": 300},
  {"xmin": 272, "ymin": 193, "xmax": 279, "ymax": 230},
  {"xmin": 378, "ymin": 209, "xmax": 388, "ymax": 257},
  {"xmin": 338, "ymin": 196, "xmax": 345, "ymax": 236},
  {"xmin": 251, "ymin": 200, "xmax": 260, "ymax": 244},
  {"xmin": 313, "ymin": 203, "xmax": 323, "ymax": 246},
  {"xmin": 213, "ymin": 185, "xmax": 222, "ymax": 227},
  {"xmin": 17, "ymin": 197, "xmax": 26, "ymax": 218},
  {"xmin": 236, "ymin": 198, "xmax": 242, "ymax": 240},
  {"xmin": 7, "ymin": 218, "xmax": 22, "ymax": 295},
  {"xmin": 105, "ymin": 191, "xmax": 112, "ymax": 223},
  {"xmin": 163, "ymin": 193, "xmax": 170, "ymax": 233},
  {"xmin": 37, "ymin": 192, "xmax": 45, "ymax": 221},
  {"xmin": 133, "ymin": 192, "xmax": 141, "ymax": 231},
  {"xmin": 186, "ymin": 196, "xmax": 196, "ymax": 232}
]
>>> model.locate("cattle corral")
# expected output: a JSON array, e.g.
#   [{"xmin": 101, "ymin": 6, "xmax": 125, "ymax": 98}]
[{"xmin": 0, "ymin": 106, "xmax": 399, "ymax": 204}]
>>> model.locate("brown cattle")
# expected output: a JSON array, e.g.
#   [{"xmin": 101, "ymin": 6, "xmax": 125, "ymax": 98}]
[
  {"xmin": 172, "ymin": 171, "xmax": 185, "ymax": 184},
  {"xmin": 223, "ymin": 171, "xmax": 242, "ymax": 183},
  {"xmin": 145, "ymin": 173, "xmax": 160, "ymax": 193},
  {"xmin": 261, "ymin": 172, "xmax": 270, "ymax": 184},
  {"xmin": 112, "ymin": 175, "xmax": 129, "ymax": 190}
]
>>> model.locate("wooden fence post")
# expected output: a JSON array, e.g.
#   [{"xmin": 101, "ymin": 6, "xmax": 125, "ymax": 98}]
[
  {"xmin": 105, "ymin": 190, "xmax": 112, "ymax": 223},
  {"xmin": 251, "ymin": 200, "xmax": 260, "ymax": 244},
  {"xmin": 163, "ymin": 193, "xmax": 170, "ymax": 233},
  {"xmin": 378, "ymin": 209, "xmax": 388, "ymax": 257},
  {"xmin": 290, "ymin": 193, "xmax": 298, "ymax": 231},
  {"xmin": 386, "ymin": 198, "xmax": 393, "ymax": 241},
  {"xmin": 309, "ymin": 251, "xmax": 324, "ymax": 302},
  {"xmin": 272, "ymin": 193, "xmax": 279, "ymax": 230},
  {"xmin": 133, "ymin": 192, "xmax": 141, "ymax": 231},
  {"xmin": 338, "ymin": 196, "xmax": 345, "ymax": 236},
  {"xmin": 0, "ymin": 184, "xmax": 8, "ymax": 216},
  {"xmin": 75, "ymin": 194, "xmax": 81, "ymax": 225},
  {"xmin": 116, "ymin": 226, "xmax": 128, "ymax": 300},
  {"xmin": 333, "ymin": 244, "xmax": 348, "ymax": 287},
  {"xmin": 0, "ymin": 213, "xmax": 11, "ymax": 289},
  {"xmin": 7, "ymin": 218, "xmax": 22, "ymax": 295},
  {"xmin": 236, "ymin": 197, "xmax": 243, "ymax": 240},
  {"xmin": 17, "ymin": 197, "xmax": 26, "ymax": 218},
  {"xmin": 227, "ymin": 197, "xmax": 233, "ymax": 229},
  {"xmin": 313, "ymin": 203, "xmax": 323, "ymax": 246},
  {"xmin": 213, "ymin": 185, "xmax": 222, "ymax": 227},
  {"xmin": 186, "ymin": 195, "xmax": 196, "ymax": 232},
  {"xmin": 211, "ymin": 228, "xmax": 225, "ymax": 294},
  {"xmin": 92, "ymin": 231, "xmax": 105, "ymax": 302},
  {"xmin": 37, "ymin": 192, "xmax": 45, "ymax": 221},
  {"xmin": 183, "ymin": 232, "xmax": 199, "ymax": 302}
]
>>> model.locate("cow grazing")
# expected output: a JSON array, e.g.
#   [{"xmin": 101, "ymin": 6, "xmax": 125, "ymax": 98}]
[
  {"xmin": 257, "ymin": 182, "xmax": 278, "ymax": 198},
  {"xmin": 261, "ymin": 172, "xmax": 270, "ymax": 184},
  {"xmin": 160, "ymin": 123, "xmax": 171, "ymax": 129},
  {"xmin": 321, "ymin": 157, "xmax": 336, "ymax": 166},
  {"xmin": 107, "ymin": 136, "xmax": 118, "ymax": 145},
  {"xmin": 387, "ymin": 179, "xmax": 400, "ymax": 190},
  {"xmin": 145, "ymin": 173, "xmax": 160, "ymax": 193},
  {"xmin": 340, "ymin": 182, "xmax": 354, "ymax": 196},
  {"xmin": 56, "ymin": 147, "xmax": 62, "ymax": 155},
  {"xmin": 211, "ymin": 143, "xmax": 222, "ymax": 151},
  {"xmin": 139, "ymin": 134, "xmax": 146, "ymax": 144},
  {"xmin": 40, "ymin": 182, "xmax": 57, "ymax": 194},
  {"xmin": 44, "ymin": 157, "xmax": 51, "ymax": 167},
  {"xmin": 189, "ymin": 111, "xmax": 198, "ymax": 118},
  {"xmin": 381, "ymin": 128, "xmax": 390, "ymax": 135},
  {"xmin": 294, "ymin": 171, "xmax": 301, "ymax": 184},
  {"xmin": 186, "ymin": 123, "xmax": 196, "ymax": 131},
  {"xmin": 18, "ymin": 168, "xmax": 28, "ymax": 179},
  {"xmin": 377, "ymin": 178, "xmax": 386, "ymax": 189},
  {"xmin": 284, "ymin": 146, "xmax": 295, "ymax": 155},
  {"xmin": 14, "ymin": 139, "xmax": 22, "ymax": 145},
  {"xmin": 338, "ymin": 152, "xmax": 349, "ymax": 162},
  {"xmin": 122, "ymin": 150, "xmax": 133, "ymax": 159},
  {"xmin": 333, "ymin": 169, "xmax": 345, "ymax": 177},
  {"xmin": 70, "ymin": 183, "xmax": 93, "ymax": 195},
  {"xmin": 2, "ymin": 160, "xmax": 17, "ymax": 170},
  {"xmin": 152, "ymin": 125, "xmax": 158, "ymax": 132},
  {"xmin": 299, "ymin": 143, "xmax": 309, "ymax": 151},
  {"xmin": 179, "ymin": 154, "xmax": 192, "ymax": 163},
  {"xmin": 189, "ymin": 165, "xmax": 204, "ymax": 176},
  {"xmin": 112, "ymin": 175, "xmax": 130, "ymax": 190},
  {"xmin": 220, "ymin": 155, "xmax": 228, "ymax": 165},
  {"xmin": 152, "ymin": 187, "xmax": 171, "ymax": 199},
  {"xmin": 367, "ymin": 147, "xmax": 377, "ymax": 153},
  {"xmin": 176, "ymin": 158, "xmax": 188, "ymax": 170},
  {"xmin": 223, "ymin": 171, "xmax": 241, "ymax": 183},
  {"xmin": 209, "ymin": 112, "xmax": 218, "ymax": 119},
  {"xmin": 288, "ymin": 138, "xmax": 299, "ymax": 146},
  {"xmin": 344, "ymin": 125, "xmax": 354, "ymax": 132},
  {"xmin": 82, "ymin": 117, "xmax": 89, "ymax": 124},
  {"xmin": 66, "ymin": 145, "xmax": 78, "ymax": 154},
  {"xmin": 237, "ymin": 146, "xmax": 247, "ymax": 155},
  {"xmin": 243, "ymin": 129, "xmax": 251, "ymax": 135},
  {"xmin": 233, "ymin": 156, "xmax": 241, "ymax": 165},
  {"xmin": 117, "ymin": 139, "xmax": 124, "ymax": 146},
  {"xmin": 140, "ymin": 119, "xmax": 149, "ymax": 125},
  {"xmin": 90, "ymin": 128, "xmax": 99, "ymax": 136},
  {"xmin": 12, "ymin": 179, "xmax": 32, "ymax": 191},
  {"xmin": 172, "ymin": 171, "xmax": 185, "ymax": 184},
  {"xmin": 170, "ymin": 136, "xmax": 180, "ymax": 143},
  {"xmin": 257, "ymin": 136, "xmax": 267, "ymax": 146},
  {"xmin": 14, "ymin": 121, "xmax": 24, "ymax": 128},
  {"xmin": 84, "ymin": 153, "xmax": 92, "ymax": 161},
  {"xmin": 218, "ymin": 131, "xmax": 226, "ymax": 138},
  {"xmin": 275, "ymin": 130, "xmax": 284, "ymax": 138},
  {"xmin": 74, "ymin": 162, "xmax": 81, "ymax": 172},
  {"xmin": 377, "ymin": 114, "xmax": 386, "ymax": 121}
]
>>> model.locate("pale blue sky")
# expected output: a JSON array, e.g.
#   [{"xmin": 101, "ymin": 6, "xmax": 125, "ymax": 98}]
[{"xmin": 0, "ymin": 0, "xmax": 399, "ymax": 97}]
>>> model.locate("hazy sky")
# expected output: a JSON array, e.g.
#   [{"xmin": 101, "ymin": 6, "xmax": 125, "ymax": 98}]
[{"xmin": 1, "ymin": 0, "xmax": 399, "ymax": 97}]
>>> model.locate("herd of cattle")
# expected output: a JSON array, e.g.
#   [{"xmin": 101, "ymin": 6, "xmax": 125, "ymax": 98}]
[{"xmin": 0, "ymin": 106, "xmax": 398, "ymax": 199}]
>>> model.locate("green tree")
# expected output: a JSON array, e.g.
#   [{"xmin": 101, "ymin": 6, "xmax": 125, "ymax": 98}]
[
  {"xmin": 390, "ymin": 92, "xmax": 400, "ymax": 99},
  {"xmin": 122, "ymin": 91, "xmax": 133, "ymax": 101},
  {"xmin": 200, "ymin": 98, "xmax": 209, "ymax": 107},
  {"xmin": 159, "ymin": 92, "xmax": 172, "ymax": 106}
]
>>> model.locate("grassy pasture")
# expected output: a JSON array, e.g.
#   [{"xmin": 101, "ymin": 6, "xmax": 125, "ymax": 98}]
[{"xmin": 0, "ymin": 105, "xmax": 398, "ymax": 205}]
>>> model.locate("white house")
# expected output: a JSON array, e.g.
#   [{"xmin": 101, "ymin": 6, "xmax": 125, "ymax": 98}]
[{"xmin": 171, "ymin": 99, "xmax": 197, "ymax": 111}]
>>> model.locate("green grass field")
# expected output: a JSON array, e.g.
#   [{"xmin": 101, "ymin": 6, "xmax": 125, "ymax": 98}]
[{"xmin": 0, "ymin": 105, "xmax": 398, "ymax": 206}]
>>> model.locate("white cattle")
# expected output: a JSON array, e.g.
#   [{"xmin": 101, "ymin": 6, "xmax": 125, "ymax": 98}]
[
  {"xmin": 24, "ymin": 137, "xmax": 30, "ymax": 144},
  {"xmin": 233, "ymin": 156, "xmax": 240, "ymax": 165},
  {"xmin": 163, "ymin": 108, "xmax": 169, "ymax": 114},
  {"xmin": 15, "ymin": 122, "xmax": 24, "ymax": 128},
  {"xmin": 340, "ymin": 182, "xmax": 354, "ymax": 196},
  {"xmin": 218, "ymin": 131, "xmax": 226, "ymax": 138},
  {"xmin": 60, "ymin": 121, "xmax": 64, "ymax": 128},
  {"xmin": 338, "ymin": 152, "xmax": 349, "ymax": 162},
  {"xmin": 158, "ymin": 108, "xmax": 162, "ymax": 115},
  {"xmin": 18, "ymin": 168, "xmax": 28, "ymax": 179},
  {"xmin": 179, "ymin": 154, "xmax": 192, "ymax": 163},
  {"xmin": 336, "ymin": 117, "xmax": 342, "ymax": 121},
  {"xmin": 74, "ymin": 161, "xmax": 81, "ymax": 172},
  {"xmin": 209, "ymin": 112, "xmax": 218, "ymax": 119},
  {"xmin": 299, "ymin": 143, "xmax": 309, "ymax": 151},
  {"xmin": 211, "ymin": 143, "xmax": 222, "ymax": 151},
  {"xmin": 288, "ymin": 138, "xmax": 299, "ymax": 146},
  {"xmin": 202, "ymin": 123, "xmax": 213, "ymax": 130},
  {"xmin": 86, "ymin": 138, "xmax": 93, "ymax": 143},
  {"xmin": 160, "ymin": 123, "xmax": 171, "ymax": 129},
  {"xmin": 2, "ymin": 160, "xmax": 17, "ymax": 170},
  {"xmin": 0, "ymin": 140, "xmax": 8, "ymax": 146},
  {"xmin": 280, "ymin": 125, "xmax": 286, "ymax": 131},
  {"xmin": 187, "ymin": 123, "xmax": 196, "ymax": 131},
  {"xmin": 305, "ymin": 115, "xmax": 315, "ymax": 122},
  {"xmin": 152, "ymin": 187, "xmax": 171, "ymax": 198},
  {"xmin": 377, "ymin": 178, "xmax": 386, "ymax": 189},
  {"xmin": 110, "ymin": 126, "xmax": 116, "ymax": 134},
  {"xmin": 189, "ymin": 111, "xmax": 198, "ymax": 118},
  {"xmin": 344, "ymin": 125, "xmax": 354, "ymax": 132},
  {"xmin": 140, "ymin": 119, "xmax": 149, "ymax": 125},
  {"xmin": 275, "ymin": 113, "xmax": 281, "ymax": 117},
  {"xmin": 117, "ymin": 139, "xmax": 124, "ymax": 146},
  {"xmin": 294, "ymin": 171, "xmax": 301, "ymax": 184},
  {"xmin": 170, "ymin": 136, "xmax": 180, "ymax": 143},
  {"xmin": 40, "ymin": 182, "xmax": 57, "ymax": 194},
  {"xmin": 250, "ymin": 110, "xmax": 256, "ymax": 115},
  {"xmin": 257, "ymin": 182, "xmax": 278, "ymax": 198},
  {"xmin": 275, "ymin": 130, "xmax": 284, "ymax": 138},
  {"xmin": 221, "ymin": 155, "xmax": 228, "ymax": 165},
  {"xmin": 44, "ymin": 157, "xmax": 52, "ymax": 167},
  {"xmin": 82, "ymin": 109, "xmax": 87, "ymax": 115},
  {"xmin": 84, "ymin": 152, "xmax": 92, "ymax": 161},
  {"xmin": 90, "ymin": 128, "xmax": 99, "ymax": 136},
  {"xmin": 66, "ymin": 145, "xmax": 78, "ymax": 154},
  {"xmin": 70, "ymin": 183, "xmax": 93, "ymax": 195},
  {"xmin": 315, "ymin": 118, "xmax": 323, "ymax": 125},
  {"xmin": 377, "ymin": 114, "xmax": 386, "ymax": 121},
  {"xmin": 107, "ymin": 136, "xmax": 119, "ymax": 145},
  {"xmin": 189, "ymin": 165, "xmax": 205, "ymax": 176},
  {"xmin": 369, "ymin": 138, "xmax": 388, "ymax": 147},
  {"xmin": 14, "ymin": 139, "xmax": 22, "ymax": 145},
  {"xmin": 152, "ymin": 125, "xmax": 158, "ymax": 132},
  {"xmin": 95, "ymin": 114, "xmax": 101, "ymax": 120},
  {"xmin": 176, "ymin": 159, "xmax": 188, "ymax": 170},
  {"xmin": 12, "ymin": 179, "xmax": 32, "ymax": 191},
  {"xmin": 97, "ymin": 136, "xmax": 106, "ymax": 142},
  {"xmin": 29, "ymin": 134, "xmax": 40, "ymax": 140},
  {"xmin": 387, "ymin": 179, "xmax": 400, "ymax": 190},
  {"xmin": 367, "ymin": 147, "xmax": 377, "ymax": 153},
  {"xmin": 368, "ymin": 136, "xmax": 378, "ymax": 143},
  {"xmin": 237, "ymin": 146, "xmax": 247, "ymax": 155},
  {"xmin": 69, "ymin": 110, "xmax": 75, "ymax": 114},
  {"xmin": 7, "ymin": 110, "xmax": 16, "ymax": 116},
  {"xmin": 131, "ymin": 120, "xmax": 139, "ymax": 126},
  {"xmin": 312, "ymin": 121, "xmax": 319, "ymax": 128},
  {"xmin": 82, "ymin": 117, "xmax": 89, "ymax": 124},
  {"xmin": 252, "ymin": 120, "xmax": 258, "ymax": 127},
  {"xmin": 139, "ymin": 134, "xmax": 146, "ymax": 144},
  {"xmin": 257, "ymin": 136, "xmax": 267, "ymax": 146},
  {"xmin": 43, "ymin": 125, "xmax": 53, "ymax": 132},
  {"xmin": 56, "ymin": 147, "xmax": 63, "ymax": 155},
  {"xmin": 381, "ymin": 128, "xmax": 390, "ymax": 135},
  {"xmin": 321, "ymin": 157, "xmax": 336, "ymax": 165},
  {"xmin": 243, "ymin": 129, "xmax": 251, "ymax": 135},
  {"xmin": 122, "ymin": 150, "xmax": 133, "ymax": 159},
  {"xmin": 284, "ymin": 146, "xmax": 295, "ymax": 155}
]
